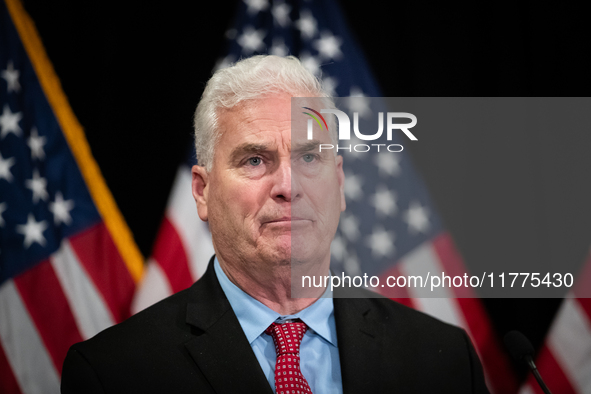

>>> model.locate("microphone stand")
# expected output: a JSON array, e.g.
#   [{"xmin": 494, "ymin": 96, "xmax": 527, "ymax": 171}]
[{"xmin": 524, "ymin": 355, "xmax": 553, "ymax": 394}]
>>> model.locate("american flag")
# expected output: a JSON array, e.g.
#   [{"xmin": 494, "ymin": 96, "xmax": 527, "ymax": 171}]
[
  {"xmin": 520, "ymin": 251, "xmax": 591, "ymax": 394},
  {"xmin": 131, "ymin": 0, "xmax": 517, "ymax": 392},
  {"xmin": 0, "ymin": 1, "xmax": 143, "ymax": 393}
]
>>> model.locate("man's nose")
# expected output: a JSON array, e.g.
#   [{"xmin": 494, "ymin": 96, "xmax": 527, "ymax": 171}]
[{"xmin": 270, "ymin": 161, "xmax": 295, "ymax": 202}]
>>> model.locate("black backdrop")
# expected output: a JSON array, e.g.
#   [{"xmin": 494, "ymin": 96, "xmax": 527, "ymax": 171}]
[{"xmin": 21, "ymin": 0, "xmax": 591, "ymax": 380}]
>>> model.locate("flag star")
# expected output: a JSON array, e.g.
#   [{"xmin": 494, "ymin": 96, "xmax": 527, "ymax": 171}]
[
  {"xmin": 0, "ymin": 104, "xmax": 23, "ymax": 139},
  {"xmin": 313, "ymin": 31, "xmax": 343, "ymax": 60},
  {"xmin": 343, "ymin": 251, "xmax": 361, "ymax": 276},
  {"xmin": 0, "ymin": 202, "xmax": 6, "ymax": 227},
  {"xmin": 237, "ymin": 26, "xmax": 266, "ymax": 55},
  {"xmin": 343, "ymin": 172, "xmax": 363, "ymax": 201},
  {"xmin": 27, "ymin": 127, "xmax": 47, "ymax": 161},
  {"xmin": 270, "ymin": 37, "xmax": 289, "ymax": 57},
  {"xmin": 374, "ymin": 153, "xmax": 401, "ymax": 177},
  {"xmin": 348, "ymin": 87, "xmax": 371, "ymax": 119},
  {"xmin": 340, "ymin": 213, "xmax": 360, "ymax": 241},
  {"xmin": 16, "ymin": 213, "xmax": 48, "ymax": 249},
  {"xmin": 0, "ymin": 152, "xmax": 16, "ymax": 182},
  {"xmin": 272, "ymin": 2, "xmax": 291, "ymax": 27},
  {"xmin": 243, "ymin": 0, "xmax": 268, "ymax": 15},
  {"xmin": 214, "ymin": 55, "xmax": 235, "ymax": 71},
  {"xmin": 321, "ymin": 76, "xmax": 338, "ymax": 97},
  {"xmin": 25, "ymin": 169, "xmax": 49, "ymax": 203},
  {"xmin": 49, "ymin": 191, "xmax": 75, "ymax": 226},
  {"xmin": 331, "ymin": 235, "xmax": 346, "ymax": 262},
  {"xmin": 225, "ymin": 28, "xmax": 237, "ymax": 40},
  {"xmin": 370, "ymin": 184, "xmax": 397, "ymax": 217},
  {"xmin": 366, "ymin": 226, "xmax": 395, "ymax": 258},
  {"xmin": 1, "ymin": 60, "xmax": 20, "ymax": 93},
  {"xmin": 403, "ymin": 201, "xmax": 430, "ymax": 234},
  {"xmin": 295, "ymin": 10, "xmax": 317, "ymax": 39},
  {"xmin": 300, "ymin": 52, "xmax": 320, "ymax": 76}
]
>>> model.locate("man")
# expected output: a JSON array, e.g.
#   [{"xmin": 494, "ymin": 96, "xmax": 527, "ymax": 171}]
[{"xmin": 62, "ymin": 55, "xmax": 490, "ymax": 393}]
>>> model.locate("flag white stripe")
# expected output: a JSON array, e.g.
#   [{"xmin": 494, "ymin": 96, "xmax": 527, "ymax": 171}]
[
  {"xmin": 547, "ymin": 298, "xmax": 591, "ymax": 392},
  {"xmin": 0, "ymin": 280, "xmax": 60, "ymax": 394},
  {"xmin": 399, "ymin": 242, "xmax": 465, "ymax": 328},
  {"xmin": 167, "ymin": 166, "xmax": 214, "ymax": 281},
  {"xmin": 518, "ymin": 384, "xmax": 535, "ymax": 394},
  {"xmin": 131, "ymin": 258, "xmax": 173, "ymax": 313},
  {"xmin": 50, "ymin": 240, "xmax": 115, "ymax": 340}
]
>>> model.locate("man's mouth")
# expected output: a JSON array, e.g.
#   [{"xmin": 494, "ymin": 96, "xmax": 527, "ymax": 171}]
[{"xmin": 266, "ymin": 216, "xmax": 305, "ymax": 223}]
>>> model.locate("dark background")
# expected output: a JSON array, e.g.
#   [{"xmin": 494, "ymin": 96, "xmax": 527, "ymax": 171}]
[{"xmin": 22, "ymin": 0, "xmax": 591, "ymax": 379}]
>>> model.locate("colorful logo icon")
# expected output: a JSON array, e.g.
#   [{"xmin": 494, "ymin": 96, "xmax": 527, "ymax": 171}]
[{"xmin": 302, "ymin": 107, "xmax": 328, "ymax": 131}]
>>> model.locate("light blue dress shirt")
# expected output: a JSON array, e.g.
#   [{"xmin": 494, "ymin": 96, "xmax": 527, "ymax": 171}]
[{"xmin": 214, "ymin": 258, "xmax": 343, "ymax": 394}]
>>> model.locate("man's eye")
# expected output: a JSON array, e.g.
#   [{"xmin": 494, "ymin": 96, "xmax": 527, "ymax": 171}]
[
  {"xmin": 302, "ymin": 154, "xmax": 315, "ymax": 163},
  {"xmin": 248, "ymin": 157, "xmax": 262, "ymax": 166}
]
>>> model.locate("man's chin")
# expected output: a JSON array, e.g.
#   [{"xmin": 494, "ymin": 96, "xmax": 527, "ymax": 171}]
[
  {"xmin": 257, "ymin": 233, "xmax": 325, "ymax": 264},
  {"xmin": 256, "ymin": 241, "xmax": 291, "ymax": 265}
]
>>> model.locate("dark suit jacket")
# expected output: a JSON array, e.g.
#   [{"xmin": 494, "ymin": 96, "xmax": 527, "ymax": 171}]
[{"xmin": 61, "ymin": 258, "xmax": 490, "ymax": 393}]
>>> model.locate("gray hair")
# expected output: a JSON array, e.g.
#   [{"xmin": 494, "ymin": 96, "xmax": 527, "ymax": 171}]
[{"xmin": 194, "ymin": 55, "xmax": 335, "ymax": 171}]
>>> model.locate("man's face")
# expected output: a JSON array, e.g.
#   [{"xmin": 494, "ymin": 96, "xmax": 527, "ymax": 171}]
[{"xmin": 192, "ymin": 93, "xmax": 345, "ymax": 272}]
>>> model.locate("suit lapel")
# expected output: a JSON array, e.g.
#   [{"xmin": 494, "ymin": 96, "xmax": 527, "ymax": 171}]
[
  {"xmin": 184, "ymin": 259, "xmax": 273, "ymax": 394},
  {"xmin": 184, "ymin": 259, "xmax": 399, "ymax": 393},
  {"xmin": 334, "ymin": 295, "xmax": 385, "ymax": 393}
]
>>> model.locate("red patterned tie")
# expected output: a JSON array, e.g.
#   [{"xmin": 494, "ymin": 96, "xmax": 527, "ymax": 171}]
[{"xmin": 265, "ymin": 320, "xmax": 312, "ymax": 394}]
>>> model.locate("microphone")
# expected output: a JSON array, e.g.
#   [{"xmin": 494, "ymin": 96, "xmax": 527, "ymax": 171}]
[{"xmin": 504, "ymin": 330, "xmax": 553, "ymax": 394}]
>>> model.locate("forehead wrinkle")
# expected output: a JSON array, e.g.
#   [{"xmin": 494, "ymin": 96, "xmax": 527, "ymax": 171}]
[
  {"xmin": 293, "ymin": 140, "xmax": 323, "ymax": 153},
  {"xmin": 230, "ymin": 142, "xmax": 272, "ymax": 161},
  {"xmin": 218, "ymin": 96, "xmax": 295, "ymax": 167}
]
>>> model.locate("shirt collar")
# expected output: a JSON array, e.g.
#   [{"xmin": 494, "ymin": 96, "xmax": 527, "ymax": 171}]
[{"xmin": 214, "ymin": 257, "xmax": 337, "ymax": 347}]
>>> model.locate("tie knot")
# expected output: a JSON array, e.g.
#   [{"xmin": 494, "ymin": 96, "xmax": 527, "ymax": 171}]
[{"xmin": 265, "ymin": 320, "xmax": 308, "ymax": 356}]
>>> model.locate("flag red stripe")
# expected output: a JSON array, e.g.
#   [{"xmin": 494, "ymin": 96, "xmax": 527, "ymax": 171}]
[
  {"xmin": 531, "ymin": 345, "xmax": 577, "ymax": 394},
  {"xmin": 456, "ymin": 298, "xmax": 518, "ymax": 393},
  {"xmin": 575, "ymin": 298, "xmax": 591, "ymax": 326},
  {"xmin": 152, "ymin": 217, "xmax": 194, "ymax": 293},
  {"xmin": 68, "ymin": 223, "xmax": 135, "ymax": 323},
  {"xmin": 13, "ymin": 260, "xmax": 84, "ymax": 375},
  {"xmin": 394, "ymin": 298, "xmax": 415, "ymax": 308},
  {"xmin": 574, "ymin": 254, "xmax": 591, "ymax": 299},
  {"xmin": 433, "ymin": 234, "xmax": 519, "ymax": 393},
  {"xmin": 0, "ymin": 342, "xmax": 22, "ymax": 394}
]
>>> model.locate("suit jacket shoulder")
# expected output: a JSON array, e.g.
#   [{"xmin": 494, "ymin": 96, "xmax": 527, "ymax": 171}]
[
  {"xmin": 61, "ymin": 260, "xmax": 273, "ymax": 394},
  {"xmin": 334, "ymin": 287, "xmax": 490, "ymax": 393}
]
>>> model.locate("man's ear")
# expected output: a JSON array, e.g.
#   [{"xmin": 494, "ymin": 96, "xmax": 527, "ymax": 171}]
[
  {"xmin": 335, "ymin": 155, "xmax": 346, "ymax": 212},
  {"xmin": 191, "ymin": 165, "xmax": 209, "ymax": 221}
]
